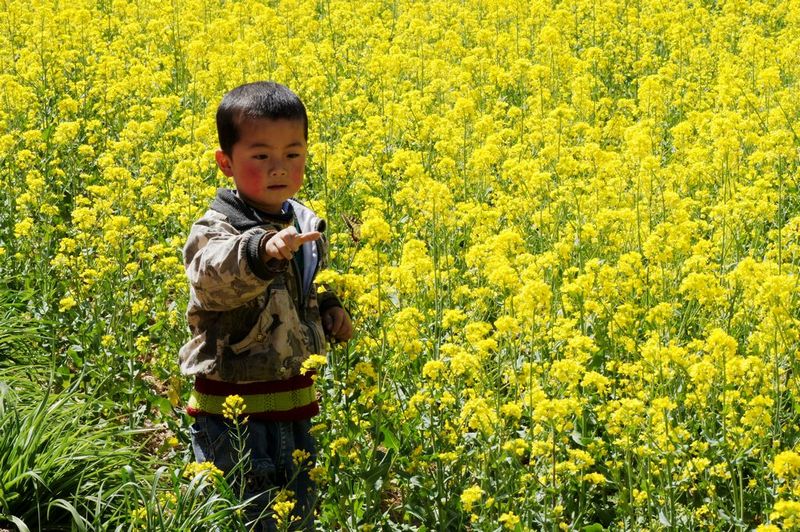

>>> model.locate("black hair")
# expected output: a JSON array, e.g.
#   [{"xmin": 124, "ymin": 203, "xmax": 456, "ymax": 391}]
[{"xmin": 216, "ymin": 81, "xmax": 308, "ymax": 156}]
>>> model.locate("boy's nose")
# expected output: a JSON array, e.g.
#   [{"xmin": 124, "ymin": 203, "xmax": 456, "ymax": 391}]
[{"xmin": 269, "ymin": 165, "xmax": 287, "ymax": 176}]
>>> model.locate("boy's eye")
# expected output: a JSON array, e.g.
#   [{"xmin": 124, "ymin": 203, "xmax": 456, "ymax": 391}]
[
  {"xmin": 287, "ymin": 153, "xmax": 300, "ymax": 159},
  {"xmin": 253, "ymin": 154, "xmax": 268, "ymax": 160}
]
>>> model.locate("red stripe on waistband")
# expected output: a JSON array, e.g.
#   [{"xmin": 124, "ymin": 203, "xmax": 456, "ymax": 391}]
[{"xmin": 194, "ymin": 372, "xmax": 316, "ymax": 395}]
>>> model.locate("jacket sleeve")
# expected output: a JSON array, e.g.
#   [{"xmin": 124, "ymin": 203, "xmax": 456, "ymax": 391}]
[
  {"xmin": 183, "ymin": 213, "xmax": 287, "ymax": 311},
  {"xmin": 318, "ymin": 287, "xmax": 344, "ymax": 313}
]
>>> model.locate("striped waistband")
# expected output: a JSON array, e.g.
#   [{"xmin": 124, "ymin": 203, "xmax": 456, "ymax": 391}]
[{"xmin": 186, "ymin": 373, "xmax": 319, "ymax": 421}]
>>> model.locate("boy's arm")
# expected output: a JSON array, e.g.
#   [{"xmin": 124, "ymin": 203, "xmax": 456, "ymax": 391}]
[
  {"xmin": 184, "ymin": 214, "xmax": 287, "ymax": 311},
  {"xmin": 322, "ymin": 304, "xmax": 352, "ymax": 342},
  {"xmin": 318, "ymin": 289, "xmax": 343, "ymax": 315},
  {"xmin": 318, "ymin": 280, "xmax": 351, "ymax": 342}
]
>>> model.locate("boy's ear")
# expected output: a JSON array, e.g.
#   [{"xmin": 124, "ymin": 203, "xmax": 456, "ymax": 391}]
[{"xmin": 215, "ymin": 149, "xmax": 234, "ymax": 177}]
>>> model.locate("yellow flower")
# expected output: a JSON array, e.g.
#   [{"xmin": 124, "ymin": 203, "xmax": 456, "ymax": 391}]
[
  {"xmin": 500, "ymin": 402, "xmax": 522, "ymax": 420},
  {"xmin": 499, "ymin": 511, "xmax": 520, "ymax": 529},
  {"xmin": 460, "ymin": 485, "xmax": 483, "ymax": 512},
  {"xmin": 157, "ymin": 491, "xmax": 178, "ymax": 507},
  {"xmin": 330, "ymin": 437, "xmax": 349, "ymax": 456},
  {"xmin": 774, "ymin": 451, "xmax": 800, "ymax": 480},
  {"xmin": 502, "ymin": 438, "xmax": 528, "ymax": 457},
  {"xmin": 583, "ymin": 472, "xmax": 607, "ymax": 485},
  {"xmin": 222, "ymin": 394, "xmax": 247, "ymax": 421},
  {"xmin": 13, "ymin": 217, "xmax": 33, "ymax": 238},
  {"xmin": 58, "ymin": 295, "xmax": 77, "ymax": 312},
  {"xmin": 441, "ymin": 309, "xmax": 467, "ymax": 329},
  {"xmin": 422, "ymin": 359, "xmax": 446, "ymax": 381},
  {"xmin": 360, "ymin": 209, "xmax": 391, "ymax": 244},
  {"xmin": 581, "ymin": 371, "xmax": 610, "ymax": 395},
  {"xmin": 134, "ymin": 335, "xmax": 149, "ymax": 353},
  {"xmin": 460, "ymin": 396, "xmax": 498, "ymax": 436},
  {"xmin": 771, "ymin": 500, "xmax": 800, "ymax": 528},
  {"xmin": 272, "ymin": 489, "xmax": 298, "ymax": 527},
  {"xmin": 301, "ymin": 354, "xmax": 327, "ymax": 375},
  {"xmin": 9, "ymin": 0, "xmax": 800, "ymax": 524},
  {"xmin": 273, "ymin": 499, "xmax": 297, "ymax": 526},
  {"xmin": 494, "ymin": 315, "xmax": 520, "ymax": 337},
  {"xmin": 130, "ymin": 506, "xmax": 147, "ymax": 522},
  {"xmin": 183, "ymin": 461, "xmax": 223, "ymax": 486},
  {"xmin": 308, "ymin": 466, "xmax": 327, "ymax": 484},
  {"xmin": 353, "ymin": 362, "xmax": 377, "ymax": 381},
  {"xmin": 292, "ymin": 449, "xmax": 312, "ymax": 466}
]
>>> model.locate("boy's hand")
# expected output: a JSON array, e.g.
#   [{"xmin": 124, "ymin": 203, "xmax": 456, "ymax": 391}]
[
  {"xmin": 322, "ymin": 306, "xmax": 353, "ymax": 343},
  {"xmin": 262, "ymin": 227, "xmax": 321, "ymax": 261}
]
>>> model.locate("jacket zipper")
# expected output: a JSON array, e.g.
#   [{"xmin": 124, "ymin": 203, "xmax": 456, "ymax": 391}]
[
  {"xmin": 291, "ymin": 247, "xmax": 321, "ymax": 354},
  {"xmin": 308, "ymin": 224, "xmax": 325, "ymax": 353},
  {"xmin": 292, "ymin": 213, "xmax": 326, "ymax": 354},
  {"xmin": 290, "ymin": 253, "xmax": 305, "ymax": 315}
]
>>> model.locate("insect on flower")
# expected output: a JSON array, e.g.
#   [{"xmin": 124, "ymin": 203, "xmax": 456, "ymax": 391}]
[{"xmin": 340, "ymin": 213, "xmax": 362, "ymax": 243}]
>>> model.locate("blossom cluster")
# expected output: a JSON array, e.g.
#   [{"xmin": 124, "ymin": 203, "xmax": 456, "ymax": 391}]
[{"xmin": 2, "ymin": 0, "xmax": 800, "ymax": 528}]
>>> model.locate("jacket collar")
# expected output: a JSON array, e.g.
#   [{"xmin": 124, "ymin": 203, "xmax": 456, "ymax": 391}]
[{"xmin": 210, "ymin": 188, "xmax": 294, "ymax": 231}]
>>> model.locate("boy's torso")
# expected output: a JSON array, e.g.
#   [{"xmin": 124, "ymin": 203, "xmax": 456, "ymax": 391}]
[{"xmin": 180, "ymin": 189, "xmax": 327, "ymax": 383}]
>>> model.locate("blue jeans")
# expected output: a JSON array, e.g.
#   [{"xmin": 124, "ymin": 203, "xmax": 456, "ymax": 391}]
[{"xmin": 190, "ymin": 415, "xmax": 317, "ymax": 531}]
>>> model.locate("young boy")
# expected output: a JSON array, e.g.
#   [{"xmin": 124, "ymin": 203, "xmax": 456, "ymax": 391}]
[{"xmin": 179, "ymin": 81, "xmax": 352, "ymax": 530}]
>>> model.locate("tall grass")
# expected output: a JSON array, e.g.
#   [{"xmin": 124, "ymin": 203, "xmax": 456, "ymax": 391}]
[{"xmin": 0, "ymin": 372, "xmax": 142, "ymax": 529}]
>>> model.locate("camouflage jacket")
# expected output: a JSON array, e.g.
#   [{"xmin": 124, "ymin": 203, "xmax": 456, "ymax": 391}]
[{"xmin": 179, "ymin": 188, "xmax": 341, "ymax": 382}]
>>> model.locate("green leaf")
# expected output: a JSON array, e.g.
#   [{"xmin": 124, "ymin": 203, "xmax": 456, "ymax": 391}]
[
  {"xmin": 658, "ymin": 509, "xmax": 671, "ymax": 527},
  {"xmin": 48, "ymin": 499, "xmax": 88, "ymax": 532},
  {"xmin": 9, "ymin": 515, "xmax": 30, "ymax": 532},
  {"xmin": 571, "ymin": 431, "xmax": 591, "ymax": 446},
  {"xmin": 152, "ymin": 396, "xmax": 174, "ymax": 416},
  {"xmin": 380, "ymin": 426, "xmax": 400, "ymax": 451}
]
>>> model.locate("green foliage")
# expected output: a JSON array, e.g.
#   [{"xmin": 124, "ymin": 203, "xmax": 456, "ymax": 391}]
[
  {"xmin": 71, "ymin": 466, "xmax": 249, "ymax": 532},
  {"xmin": 4, "ymin": 0, "xmax": 800, "ymax": 529},
  {"xmin": 0, "ymin": 376, "xmax": 143, "ymax": 529}
]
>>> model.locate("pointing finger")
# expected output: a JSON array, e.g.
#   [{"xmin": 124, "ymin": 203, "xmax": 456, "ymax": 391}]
[{"xmin": 294, "ymin": 231, "xmax": 322, "ymax": 244}]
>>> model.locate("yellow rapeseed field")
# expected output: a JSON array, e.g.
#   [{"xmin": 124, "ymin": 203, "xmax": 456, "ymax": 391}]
[{"xmin": 2, "ymin": 0, "xmax": 800, "ymax": 529}]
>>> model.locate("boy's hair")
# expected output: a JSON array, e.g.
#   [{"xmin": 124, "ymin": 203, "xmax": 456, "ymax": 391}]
[{"xmin": 216, "ymin": 81, "xmax": 308, "ymax": 156}]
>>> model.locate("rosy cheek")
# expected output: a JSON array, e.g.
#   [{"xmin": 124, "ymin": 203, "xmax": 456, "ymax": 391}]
[
  {"xmin": 237, "ymin": 164, "xmax": 263, "ymax": 195},
  {"xmin": 290, "ymin": 165, "xmax": 305, "ymax": 186}
]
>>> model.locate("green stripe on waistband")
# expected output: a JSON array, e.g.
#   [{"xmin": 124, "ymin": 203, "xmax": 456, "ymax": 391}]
[{"xmin": 188, "ymin": 386, "xmax": 317, "ymax": 415}]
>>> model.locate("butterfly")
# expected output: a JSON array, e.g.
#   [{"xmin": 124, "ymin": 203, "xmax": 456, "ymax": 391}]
[{"xmin": 340, "ymin": 213, "xmax": 362, "ymax": 243}]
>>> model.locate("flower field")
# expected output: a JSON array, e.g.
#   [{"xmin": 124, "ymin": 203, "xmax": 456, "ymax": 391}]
[{"xmin": 2, "ymin": 0, "xmax": 800, "ymax": 529}]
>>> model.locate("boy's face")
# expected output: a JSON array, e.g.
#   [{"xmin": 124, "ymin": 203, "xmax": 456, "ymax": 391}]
[{"xmin": 215, "ymin": 118, "xmax": 307, "ymax": 214}]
